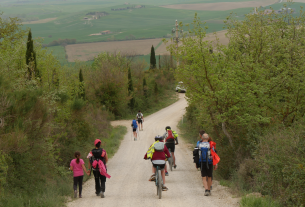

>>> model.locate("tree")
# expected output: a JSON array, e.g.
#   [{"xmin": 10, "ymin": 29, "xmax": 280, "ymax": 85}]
[
  {"xmin": 158, "ymin": 55, "xmax": 161, "ymax": 69},
  {"xmin": 78, "ymin": 69, "xmax": 85, "ymax": 99},
  {"xmin": 143, "ymin": 77, "xmax": 147, "ymax": 97},
  {"xmin": 26, "ymin": 29, "xmax": 40, "ymax": 80},
  {"xmin": 150, "ymin": 45, "xmax": 156, "ymax": 69},
  {"xmin": 128, "ymin": 67, "xmax": 135, "ymax": 109}
]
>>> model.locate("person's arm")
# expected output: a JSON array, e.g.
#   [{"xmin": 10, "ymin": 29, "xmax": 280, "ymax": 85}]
[
  {"xmin": 164, "ymin": 146, "xmax": 171, "ymax": 158},
  {"xmin": 175, "ymin": 137, "xmax": 179, "ymax": 145},
  {"xmin": 214, "ymin": 164, "xmax": 218, "ymax": 170},
  {"xmin": 104, "ymin": 152, "xmax": 108, "ymax": 163},
  {"xmin": 70, "ymin": 165, "xmax": 73, "ymax": 171},
  {"xmin": 81, "ymin": 164, "xmax": 90, "ymax": 176}
]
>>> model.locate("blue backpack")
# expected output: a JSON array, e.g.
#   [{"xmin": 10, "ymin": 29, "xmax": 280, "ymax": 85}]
[
  {"xmin": 197, "ymin": 141, "xmax": 213, "ymax": 165},
  {"xmin": 132, "ymin": 120, "xmax": 138, "ymax": 129}
]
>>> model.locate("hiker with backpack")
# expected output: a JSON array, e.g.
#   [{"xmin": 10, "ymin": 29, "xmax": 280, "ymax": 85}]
[
  {"xmin": 131, "ymin": 119, "xmax": 138, "ymax": 141},
  {"xmin": 194, "ymin": 132, "xmax": 219, "ymax": 196},
  {"xmin": 144, "ymin": 135, "xmax": 171, "ymax": 191},
  {"xmin": 87, "ymin": 139, "xmax": 111, "ymax": 198},
  {"xmin": 163, "ymin": 126, "xmax": 179, "ymax": 175},
  {"xmin": 136, "ymin": 110, "xmax": 144, "ymax": 131},
  {"xmin": 70, "ymin": 151, "xmax": 90, "ymax": 198}
]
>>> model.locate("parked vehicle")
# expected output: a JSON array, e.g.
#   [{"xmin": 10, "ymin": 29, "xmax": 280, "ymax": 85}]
[{"xmin": 175, "ymin": 81, "xmax": 186, "ymax": 93}]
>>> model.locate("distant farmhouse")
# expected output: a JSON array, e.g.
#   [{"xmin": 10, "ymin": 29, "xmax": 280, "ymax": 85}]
[
  {"xmin": 111, "ymin": 5, "xmax": 145, "ymax": 11},
  {"xmin": 83, "ymin": 12, "xmax": 109, "ymax": 20}
]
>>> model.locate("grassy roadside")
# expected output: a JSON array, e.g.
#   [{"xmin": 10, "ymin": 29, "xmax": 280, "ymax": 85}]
[
  {"xmin": 0, "ymin": 125, "xmax": 127, "ymax": 207},
  {"xmin": 177, "ymin": 121, "xmax": 283, "ymax": 207}
]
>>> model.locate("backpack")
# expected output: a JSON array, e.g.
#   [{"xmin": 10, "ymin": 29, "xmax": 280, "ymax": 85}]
[
  {"xmin": 154, "ymin": 141, "xmax": 164, "ymax": 152},
  {"xmin": 165, "ymin": 130, "xmax": 175, "ymax": 142},
  {"xmin": 172, "ymin": 130, "xmax": 178, "ymax": 139},
  {"xmin": 197, "ymin": 141, "xmax": 213, "ymax": 165},
  {"xmin": 137, "ymin": 113, "xmax": 142, "ymax": 119},
  {"xmin": 132, "ymin": 120, "xmax": 137, "ymax": 128},
  {"xmin": 90, "ymin": 148, "xmax": 106, "ymax": 169}
]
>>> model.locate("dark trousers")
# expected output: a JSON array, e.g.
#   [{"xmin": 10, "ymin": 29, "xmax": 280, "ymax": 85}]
[
  {"xmin": 93, "ymin": 170, "xmax": 106, "ymax": 194},
  {"xmin": 73, "ymin": 176, "xmax": 83, "ymax": 195}
]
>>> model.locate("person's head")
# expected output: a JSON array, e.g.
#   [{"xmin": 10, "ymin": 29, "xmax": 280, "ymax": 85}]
[
  {"xmin": 208, "ymin": 136, "xmax": 213, "ymax": 142},
  {"xmin": 74, "ymin": 151, "xmax": 81, "ymax": 164},
  {"xmin": 165, "ymin": 126, "xmax": 171, "ymax": 131},
  {"xmin": 199, "ymin": 130, "xmax": 205, "ymax": 138},
  {"xmin": 154, "ymin": 135, "xmax": 164, "ymax": 142},
  {"xmin": 200, "ymin": 133, "xmax": 209, "ymax": 141},
  {"xmin": 138, "ymin": 110, "xmax": 141, "ymax": 113},
  {"xmin": 94, "ymin": 139, "xmax": 101, "ymax": 148}
]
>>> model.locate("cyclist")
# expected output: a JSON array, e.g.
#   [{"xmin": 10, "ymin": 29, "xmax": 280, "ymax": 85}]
[
  {"xmin": 163, "ymin": 126, "xmax": 178, "ymax": 174},
  {"xmin": 131, "ymin": 119, "xmax": 138, "ymax": 141},
  {"xmin": 136, "ymin": 110, "xmax": 144, "ymax": 131},
  {"xmin": 144, "ymin": 135, "xmax": 171, "ymax": 191}
]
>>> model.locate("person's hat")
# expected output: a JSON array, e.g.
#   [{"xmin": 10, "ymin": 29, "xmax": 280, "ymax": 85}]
[{"xmin": 94, "ymin": 139, "xmax": 101, "ymax": 145}]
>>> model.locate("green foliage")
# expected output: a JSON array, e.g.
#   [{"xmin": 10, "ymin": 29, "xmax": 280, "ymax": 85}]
[
  {"xmin": 150, "ymin": 45, "xmax": 156, "ymax": 69},
  {"xmin": 128, "ymin": 67, "xmax": 135, "ymax": 109},
  {"xmin": 170, "ymin": 7, "xmax": 305, "ymax": 206},
  {"xmin": 240, "ymin": 196, "xmax": 282, "ymax": 207}
]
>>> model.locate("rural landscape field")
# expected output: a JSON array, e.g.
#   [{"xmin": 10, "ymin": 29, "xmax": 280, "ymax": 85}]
[{"xmin": 1, "ymin": 0, "xmax": 303, "ymax": 64}]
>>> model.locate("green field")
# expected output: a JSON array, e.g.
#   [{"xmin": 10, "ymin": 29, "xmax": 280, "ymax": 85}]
[{"xmin": 1, "ymin": 0, "xmax": 304, "ymax": 64}]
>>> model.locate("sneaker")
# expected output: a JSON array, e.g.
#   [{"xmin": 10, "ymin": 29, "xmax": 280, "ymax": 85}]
[
  {"xmin": 74, "ymin": 190, "xmax": 77, "ymax": 198},
  {"xmin": 101, "ymin": 192, "xmax": 105, "ymax": 198},
  {"xmin": 162, "ymin": 185, "xmax": 168, "ymax": 191},
  {"xmin": 208, "ymin": 190, "xmax": 212, "ymax": 196},
  {"xmin": 96, "ymin": 192, "xmax": 101, "ymax": 196},
  {"xmin": 79, "ymin": 195, "xmax": 82, "ymax": 198},
  {"xmin": 204, "ymin": 190, "xmax": 209, "ymax": 196},
  {"xmin": 149, "ymin": 174, "xmax": 156, "ymax": 181},
  {"xmin": 165, "ymin": 172, "xmax": 169, "ymax": 176},
  {"xmin": 174, "ymin": 165, "xmax": 177, "ymax": 169}
]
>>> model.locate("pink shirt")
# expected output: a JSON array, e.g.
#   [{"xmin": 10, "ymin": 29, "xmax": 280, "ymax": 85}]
[{"xmin": 70, "ymin": 159, "xmax": 85, "ymax": 177}]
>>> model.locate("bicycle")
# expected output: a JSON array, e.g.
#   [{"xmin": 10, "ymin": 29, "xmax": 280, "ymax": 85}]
[
  {"xmin": 168, "ymin": 148, "xmax": 173, "ymax": 171},
  {"xmin": 152, "ymin": 160, "xmax": 165, "ymax": 199}
]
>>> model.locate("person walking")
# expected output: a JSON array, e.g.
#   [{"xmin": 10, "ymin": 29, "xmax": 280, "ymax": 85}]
[
  {"xmin": 131, "ymin": 118, "xmax": 138, "ymax": 141},
  {"xmin": 87, "ymin": 139, "xmax": 110, "ymax": 198},
  {"xmin": 196, "ymin": 131, "xmax": 219, "ymax": 196},
  {"xmin": 70, "ymin": 151, "xmax": 90, "ymax": 198},
  {"xmin": 136, "ymin": 110, "xmax": 144, "ymax": 131}
]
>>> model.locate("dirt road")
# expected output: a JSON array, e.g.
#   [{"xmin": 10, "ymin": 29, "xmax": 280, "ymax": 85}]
[{"xmin": 67, "ymin": 94, "xmax": 239, "ymax": 207}]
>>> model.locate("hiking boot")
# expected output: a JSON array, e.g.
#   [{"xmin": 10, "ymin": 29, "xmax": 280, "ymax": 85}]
[
  {"xmin": 101, "ymin": 192, "xmax": 105, "ymax": 198},
  {"xmin": 162, "ymin": 185, "xmax": 168, "ymax": 191},
  {"xmin": 96, "ymin": 192, "xmax": 101, "ymax": 196},
  {"xmin": 74, "ymin": 190, "xmax": 77, "ymax": 198},
  {"xmin": 165, "ymin": 171, "xmax": 169, "ymax": 176},
  {"xmin": 204, "ymin": 190, "xmax": 209, "ymax": 196},
  {"xmin": 208, "ymin": 190, "xmax": 211, "ymax": 196},
  {"xmin": 79, "ymin": 195, "xmax": 82, "ymax": 198},
  {"xmin": 174, "ymin": 165, "xmax": 177, "ymax": 169}
]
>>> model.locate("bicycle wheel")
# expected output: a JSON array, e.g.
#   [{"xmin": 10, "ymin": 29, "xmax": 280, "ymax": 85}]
[
  {"xmin": 158, "ymin": 169, "xmax": 162, "ymax": 199},
  {"xmin": 156, "ymin": 167, "xmax": 159, "ymax": 195},
  {"xmin": 169, "ymin": 149, "xmax": 173, "ymax": 171}
]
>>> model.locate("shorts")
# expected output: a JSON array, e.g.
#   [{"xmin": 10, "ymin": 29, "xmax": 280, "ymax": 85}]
[
  {"xmin": 165, "ymin": 142, "xmax": 175, "ymax": 152},
  {"xmin": 200, "ymin": 162, "xmax": 213, "ymax": 177},
  {"xmin": 133, "ymin": 128, "xmax": 137, "ymax": 132},
  {"xmin": 138, "ymin": 119, "xmax": 142, "ymax": 124}
]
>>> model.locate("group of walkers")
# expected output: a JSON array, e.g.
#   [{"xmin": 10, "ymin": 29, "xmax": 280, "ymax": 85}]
[
  {"xmin": 70, "ymin": 139, "xmax": 110, "ymax": 198},
  {"xmin": 69, "ymin": 109, "xmax": 220, "ymax": 199},
  {"xmin": 131, "ymin": 110, "xmax": 144, "ymax": 141}
]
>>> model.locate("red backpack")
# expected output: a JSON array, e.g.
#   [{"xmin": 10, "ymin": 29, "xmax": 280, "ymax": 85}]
[{"xmin": 165, "ymin": 130, "xmax": 175, "ymax": 142}]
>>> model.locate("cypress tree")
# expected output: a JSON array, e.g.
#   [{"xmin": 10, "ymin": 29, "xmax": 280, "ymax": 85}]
[
  {"xmin": 158, "ymin": 54, "xmax": 161, "ymax": 69},
  {"xmin": 128, "ymin": 68, "xmax": 135, "ymax": 109},
  {"xmin": 150, "ymin": 45, "xmax": 156, "ymax": 69},
  {"xmin": 78, "ymin": 69, "xmax": 85, "ymax": 99},
  {"xmin": 143, "ymin": 77, "xmax": 147, "ymax": 97},
  {"xmin": 26, "ymin": 30, "xmax": 40, "ymax": 80}
]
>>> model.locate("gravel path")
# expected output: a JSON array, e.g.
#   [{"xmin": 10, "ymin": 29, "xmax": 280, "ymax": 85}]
[{"xmin": 67, "ymin": 94, "xmax": 240, "ymax": 207}]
